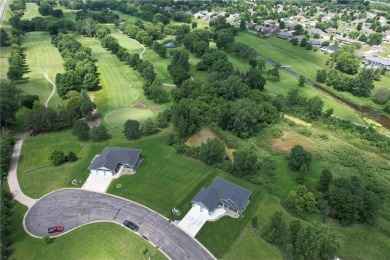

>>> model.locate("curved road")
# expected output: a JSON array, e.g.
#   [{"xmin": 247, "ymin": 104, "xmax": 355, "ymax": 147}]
[{"xmin": 25, "ymin": 189, "xmax": 215, "ymax": 260}]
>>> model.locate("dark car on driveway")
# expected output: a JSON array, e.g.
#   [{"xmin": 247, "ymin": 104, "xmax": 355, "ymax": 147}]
[
  {"xmin": 48, "ymin": 226, "xmax": 64, "ymax": 233},
  {"xmin": 123, "ymin": 220, "xmax": 139, "ymax": 231}
]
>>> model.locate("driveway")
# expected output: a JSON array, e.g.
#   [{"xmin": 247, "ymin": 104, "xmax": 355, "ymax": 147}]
[
  {"xmin": 178, "ymin": 204, "xmax": 209, "ymax": 237},
  {"xmin": 24, "ymin": 189, "xmax": 215, "ymax": 260},
  {"xmin": 81, "ymin": 174, "xmax": 113, "ymax": 193}
]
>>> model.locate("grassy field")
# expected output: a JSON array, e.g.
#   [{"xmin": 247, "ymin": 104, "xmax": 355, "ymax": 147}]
[
  {"xmin": 8, "ymin": 202, "xmax": 166, "ymax": 260},
  {"xmin": 265, "ymin": 72, "xmax": 364, "ymax": 124},
  {"xmin": 236, "ymin": 32, "xmax": 389, "ymax": 110},
  {"xmin": 15, "ymin": 32, "xmax": 64, "ymax": 109},
  {"xmin": 0, "ymin": 45, "xmax": 10, "ymax": 80},
  {"xmin": 22, "ymin": 3, "xmax": 41, "ymax": 20},
  {"xmin": 80, "ymin": 37, "xmax": 143, "ymax": 113}
]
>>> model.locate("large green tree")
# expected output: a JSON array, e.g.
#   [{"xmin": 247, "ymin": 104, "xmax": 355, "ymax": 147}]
[
  {"xmin": 72, "ymin": 119, "xmax": 90, "ymax": 141},
  {"xmin": 335, "ymin": 51, "xmax": 360, "ymax": 75},
  {"xmin": 0, "ymin": 83, "xmax": 22, "ymax": 127},
  {"xmin": 289, "ymin": 145, "xmax": 312, "ymax": 171},
  {"xmin": 263, "ymin": 211, "xmax": 287, "ymax": 245},
  {"xmin": 199, "ymin": 139, "xmax": 225, "ymax": 166},
  {"xmin": 286, "ymin": 185, "xmax": 317, "ymax": 216},
  {"xmin": 232, "ymin": 148, "xmax": 259, "ymax": 177},
  {"xmin": 124, "ymin": 120, "xmax": 141, "ymax": 140}
]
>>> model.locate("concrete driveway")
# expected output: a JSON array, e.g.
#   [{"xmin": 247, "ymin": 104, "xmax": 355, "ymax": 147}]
[
  {"xmin": 24, "ymin": 189, "xmax": 215, "ymax": 260},
  {"xmin": 81, "ymin": 174, "xmax": 113, "ymax": 193},
  {"xmin": 178, "ymin": 204, "xmax": 209, "ymax": 237}
]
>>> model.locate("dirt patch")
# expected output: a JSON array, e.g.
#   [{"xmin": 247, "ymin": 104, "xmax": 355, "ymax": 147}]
[
  {"xmin": 88, "ymin": 115, "xmax": 100, "ymax": 128},
  {"xmin": 150, "ymin": 107, "xmax": 160, "ymax": 112},
  {"xmin": 132, "ymin": 103, "xmax": 146, "ymax": 109},
  {"xmin": 186, "ymin": 128, "xmax": 219, "ymax": 147},
  {"xmin": 186, "ymin": 128, "xmax": 235, "ymax": 160},
  {"xmin": 272, "ymin": 130, "xmax": 314, "ymax": 154}
]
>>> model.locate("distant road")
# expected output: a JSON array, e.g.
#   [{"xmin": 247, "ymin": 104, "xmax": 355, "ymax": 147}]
[{"xmin": 0, "ymin": 0, "xmax": 9, "ymax": 21}]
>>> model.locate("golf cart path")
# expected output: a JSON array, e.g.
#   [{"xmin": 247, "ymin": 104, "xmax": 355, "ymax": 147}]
[
  {"xmin": 7, "ymin": 133, "xmax": 37, "ymax": 208},
  {"xmin": 43, "ymin": 73, "xmax": 56, "ymax": 108},
  {"xmin": 25, "ymin": 189, "xmax": 215, "ymax": 260},
  {"xmin": 131, "ymin": 38, "xmax": 146, "ymax": 59}
]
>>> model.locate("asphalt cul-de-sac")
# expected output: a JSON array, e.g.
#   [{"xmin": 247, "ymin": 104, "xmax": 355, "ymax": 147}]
[{"xmin": 24, "ymin": 189, "xmax": 214, "ymax": 260}]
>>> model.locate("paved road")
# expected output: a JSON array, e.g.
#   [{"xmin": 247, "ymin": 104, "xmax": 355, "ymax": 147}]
[
  {"xmin": 7, "ymin": 133, "xmax": 37, "ymax": 208},
  {"xmin": 25, "ymin": 189, "xmax": 215, "ymax": 260},
  {"xmin": 0, "ymin": 0, "xmax": 9, "ymax": 21}
]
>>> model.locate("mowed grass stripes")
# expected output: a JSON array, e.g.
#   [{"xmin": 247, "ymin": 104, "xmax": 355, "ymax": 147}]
[{"xmin": 80, "ymin": 37, "xmax": 143, "ymax": 113}]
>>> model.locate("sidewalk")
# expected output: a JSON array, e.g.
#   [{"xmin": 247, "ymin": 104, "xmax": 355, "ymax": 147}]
[{"xmin": 7, "ymin": 134, "xmax": 37, "ymax": 208}]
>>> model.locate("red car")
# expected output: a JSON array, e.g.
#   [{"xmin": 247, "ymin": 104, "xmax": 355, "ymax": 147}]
[{"xmin": 48, "ymin": 226, "xmax": 64, "ymax": 233}]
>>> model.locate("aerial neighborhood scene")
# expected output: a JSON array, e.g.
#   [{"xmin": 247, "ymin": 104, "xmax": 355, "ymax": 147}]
[{"xmin": 1, "ymin": 0, "xmax": 390, "ymax": 259}]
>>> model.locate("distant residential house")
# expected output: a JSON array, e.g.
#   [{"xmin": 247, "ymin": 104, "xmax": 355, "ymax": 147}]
[
  {"xmin": 192, "ymin": 177, "xmax": 251, "ymax": 215},
  {"xmin": 88, "ymin": 147, "xmax": 143, "ymax": 176},
  {"xmin": 321, "ymin": 45, "xmax": 341, "ymax": 54},
  {"xmin": 280, "ymin": 17, "xmax": 291, "ymax": 23},
  {"xmin": 264, "ymin": 19, "xmax": 275, "ymax": 25},
  {"xmin": 364, "ymin": 22, "xmax": 372, "ymax": 28},
  {"xmin": 335, "ymin": 36, "xmax": 360, "ymax": 45},
  {"xmin": 277, "ymin": 31, "xmax": 294, "ymax": 39},
  {"xmin": 309, "ymin": 38, "xmax": 323, "ymax": 46},
  {"xmin": 308, "ymin": 28, "xmax": 326, "ymax": 38},
  {"xmin": 364, "ymin": 55, "xmax": 390, "ymax": 70},
  {"xmin": 370, "ymin": 45, "xmax": 387, "ymax": 52},
  {"xmin": 362, "ymin": 27, "xmax": 374, "ymax": 35},
  {"xmin": 325, "ymin": 27, "xmax": 339, "ymax": 34}
]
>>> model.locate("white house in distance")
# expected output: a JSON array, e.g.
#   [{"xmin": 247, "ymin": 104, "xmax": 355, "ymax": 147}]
[{"xmin": 88, "ymin": 147, "xmax": 143, "ymax": 176}]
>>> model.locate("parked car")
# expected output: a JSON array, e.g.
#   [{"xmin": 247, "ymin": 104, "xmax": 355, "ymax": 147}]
[
  {"xmin": 48, "ymin": 226, "xmax": 64, "ymax": 233},
  {"xmin": 123, "ymin": 220, "xmax": 139, "ymax": 231}
]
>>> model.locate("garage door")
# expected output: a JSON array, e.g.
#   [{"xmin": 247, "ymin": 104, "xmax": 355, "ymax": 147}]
[{"xmin": 97, "ymin": 170, "xmax": 107, "ymax": 176}]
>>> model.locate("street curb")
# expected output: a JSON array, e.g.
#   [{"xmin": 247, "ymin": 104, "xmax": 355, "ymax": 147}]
[{"xmin": 23, "ymin": 188, "xmax": 216, "ymax": 260}]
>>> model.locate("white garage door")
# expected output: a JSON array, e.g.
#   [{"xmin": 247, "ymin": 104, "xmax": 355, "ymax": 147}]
[{"xmin": 97, "ymin": 170, "xmax": 108, "ymax": 176}]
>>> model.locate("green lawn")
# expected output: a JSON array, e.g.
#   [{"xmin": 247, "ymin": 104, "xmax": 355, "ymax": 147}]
[
  {"xmin": 79, "ymin": 37, "xmax": 144, "ymax": 114},
  {"xmin": 15, "ymin": 32, "xmax": 64, "ymax": 109},
  {"xmin": 0, "ymin": 45, "xmax": 10, "ymax": 80},
  {"xmin": 22, "ymin": 3, "xmax": 41, "ymax": 20},
  {"xmin": 8, "ymin": 202, "xmax": 166, "ymax": 260},
  {"xmin": 236, "ymin": 32, "xmax": 389, "ymax": 110}
]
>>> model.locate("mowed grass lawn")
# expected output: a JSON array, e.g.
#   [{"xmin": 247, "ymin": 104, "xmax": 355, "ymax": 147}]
[
  {"xmin": 0, "ymin": 45, "xmax": 10, "ymax": 80},
  {"xmin": 15, "ymin": 32, "xmax": 63, "ymax": 109},
  {"xmin": 80, "ymin": 37, "xmax": 143, "ymax": 114},
  {"xmin": 109, "ymin": 26, "xmax": 174, "ymax": 84},
  {"xmin": 8, "ymin": 202, "xmax": 166, "ymax": 260},
  {"xmin": 79, "ymin": 36, "xmax": 170, "ymax": 130},
  {"xmin": 22, "ymin": 3, "xmax": 41, "ymax": 20},
  {"xmin": 237, "ymin": 32, "xmax": 390, "ymax": 110}
]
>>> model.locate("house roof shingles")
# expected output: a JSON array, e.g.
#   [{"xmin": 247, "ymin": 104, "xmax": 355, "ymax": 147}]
[
  {"xmin": 88, "ymin": 147, "xmax": 142, "ymax": 171},
  {"xmin": 192, "ymin": 177, "xmax": 251, "ymax": 212}
]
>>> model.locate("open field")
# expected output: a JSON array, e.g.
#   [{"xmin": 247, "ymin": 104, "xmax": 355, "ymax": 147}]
[
  {"xmin": 237, "ymin": 32, "xmax": 389, "ymax": 110},
  {"xmin": 15, "ymin": 31, "xmax": 64, "ymax": 109},
  {"xmin": 8, "ymin": 202, "xmax": 166, "ymax": 260},
  {"xmin": 22, "ymin": 3, "xmax": 41, "ymax": 20}
]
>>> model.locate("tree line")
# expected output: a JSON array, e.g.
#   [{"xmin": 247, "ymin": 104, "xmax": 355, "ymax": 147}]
[
  {"xmin": 52, "ymin": 33, "xmax": 100, "ymax": 97},
  {"xmin": 96, "ymin": 25, "xmax": 169, "ymax": 104}
]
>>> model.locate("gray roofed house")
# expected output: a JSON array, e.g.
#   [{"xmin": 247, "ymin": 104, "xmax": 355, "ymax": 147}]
[
  {"xmin": 277, "ymin": 31, "xmax": 294, "ymax": 39},
  {"xmin": 88, "ymin": 147, "xmax": 143, "ymax": 176},
  {"xmin": 321, "ymin": 45, "xmax": 341, "ymax": 54},
  {"xmin": 192, "ymin": 177, "xmax": 251, "ymax": 215},
  {"xmin": 364, "ymin": 56, "xmax": 390, "ymax": 70}
]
